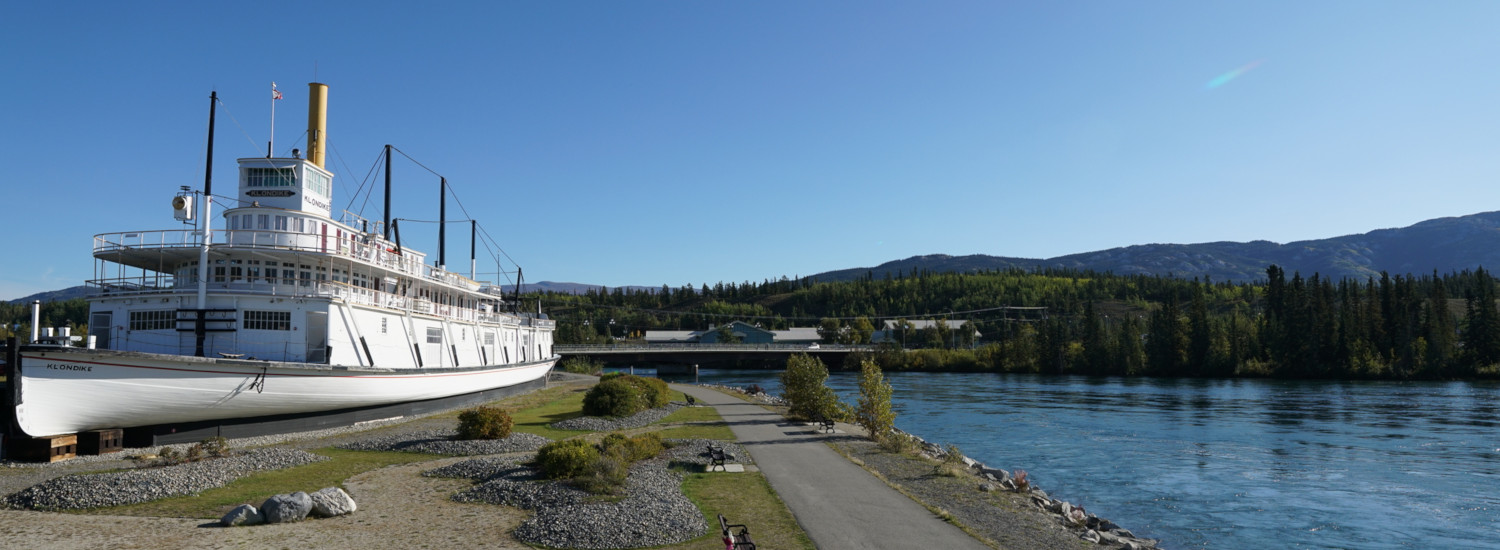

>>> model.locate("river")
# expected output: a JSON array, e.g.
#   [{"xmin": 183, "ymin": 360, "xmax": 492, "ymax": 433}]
[{"xmin": 616, "ymin": 366, "xmax": 1500, "ymax": 549}]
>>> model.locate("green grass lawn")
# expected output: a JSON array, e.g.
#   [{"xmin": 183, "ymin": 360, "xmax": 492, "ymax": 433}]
[
  {"xmin": 655, "ymin": 405, "xmax": 735, "ymax": 440},
  {"xmin": 661, "ymin": 471, "xmax": 815, "ymax": 550},
  {"xmin": 88, "ymin": 448, "xmax": 438, "ymax": 519}
]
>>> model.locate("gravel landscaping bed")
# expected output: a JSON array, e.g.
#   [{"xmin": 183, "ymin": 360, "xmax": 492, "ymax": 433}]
[
  {"xmin": 830, "ymin": 438, "xmax": 1098, "ymax": 550},
  {"xmin": 437, "ymin": 456, "xmax": 704, "ymax": 549},
  {"xmin": 424, "ymin": 438, "xmax": 744, "ymax": 549},
  {"xmin": 336, "ymin": 428, "xmax": 551, "ymax": 455},
  {"xmin": 548, "ymin": 403, "xmax": 683, "ymax": 431},
  {"xmin": 1, "ymin": 448, "xmax": 328, "ymax": 511}
]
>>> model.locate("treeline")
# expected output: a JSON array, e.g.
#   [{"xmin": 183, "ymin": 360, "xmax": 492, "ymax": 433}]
[
  {"xmin": 543, "ymin": 266, "xmax": 1500, "ymax": 380},
  {"xmin": 0, "ymin": 299, "xmax": 89, "ymax": 340}
]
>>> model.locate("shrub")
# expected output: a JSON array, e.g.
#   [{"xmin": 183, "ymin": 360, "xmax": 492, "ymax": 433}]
[
  {"xmin": 599, "ymin": 371, "xmax": 626, "ymax": 382},
  {"xmin": 598, "ymin": 431, "xmax": 665, "ymax": 462},
  {"xmin": 534, "ymin": 439, "xmax": 600, "ymax": 479},
  {"xmin": 879, "ymin": 431, "xmax": 918, "ymax": 454},
  {"xmin": 934, "ymin": 443, "xmax": 967, "ymax": 477},
  {"xmin": 583, "ymin": 374, "xmax": 669, "ymax": 417},
  {"xmin": 1012, "ymin": 469, "xmax": 1030, "ymax": 492},
  {"xmin": 457, "ymin": 406, "xmax": 514, "ymax": 440},
  {"xmin": 560, "ymin": 356, "xmax": 604, "ymax": 375},
  {"xmin": 619, "ymin": 375, "xmax": 670, "ymax": 408},
  {"xmin": 856, "ymin": 359, "xmax": 895, "ymax": 442},
  {"xmin": 574, "ymin": 453, "xmax": 629, "ymax": 494},
  {"xmin": 780, "ymin": 353, "xmax": 841, "ymax": 421},
  {"xmin": 199, "ymin": 436, "xmax": 230, "ymax": 458},
  {"xmin": 583, "ymin": 376, "xmax": 643, "ymax": 417}
]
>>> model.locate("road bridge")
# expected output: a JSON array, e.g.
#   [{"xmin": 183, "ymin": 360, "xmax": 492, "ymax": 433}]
[{"xmin": 553, "ymin": 343, "xmax": 876, "ymax": 369}]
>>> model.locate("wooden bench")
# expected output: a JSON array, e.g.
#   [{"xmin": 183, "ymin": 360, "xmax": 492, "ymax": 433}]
[
  {"xmin": 719, "ymin": 514, "xmax": 756, "ymax": 549},
  {"xmin": 707, "ymin": 444, "xmax": 728, "ymax": 472}
]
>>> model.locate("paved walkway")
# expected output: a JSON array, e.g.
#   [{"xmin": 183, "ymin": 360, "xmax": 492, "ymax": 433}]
[{"xmin": 675, "ymin": 385, "xmax": 989, "ymax": 550}]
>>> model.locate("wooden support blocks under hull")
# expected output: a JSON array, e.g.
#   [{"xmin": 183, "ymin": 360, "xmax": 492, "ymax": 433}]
[
  {"xmin": 10, "ymin": 434, "xmax": 77, "ymax": 463},
  {"xmin": 78, "ymin": 429, "xmax": 123, "ymax": 455}
]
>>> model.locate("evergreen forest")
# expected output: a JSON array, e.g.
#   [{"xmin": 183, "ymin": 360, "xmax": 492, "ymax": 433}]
[{"xmin": 545, "ymin": 266, "xmax": 1500, "ymax": 380}]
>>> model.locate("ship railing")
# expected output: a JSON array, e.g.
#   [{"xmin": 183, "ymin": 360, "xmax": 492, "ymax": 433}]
[
  {"xmin": 95, "ymin": 228, "xmax": 485, "ymax": 295},
  {"xmin": 86, "ymin": 275, "xmax": 177, "ymax": 295},
  {"xmin": 80, "ymin": 275, "xmax": 496, "ymax": 325},
  {"xmin": 94, "ymin": 230, "xmax": 201, "ymax": 252}
]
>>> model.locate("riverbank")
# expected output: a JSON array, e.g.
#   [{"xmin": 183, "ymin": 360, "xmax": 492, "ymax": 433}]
[{"xmin": 696, "ymin": 384, "xmax": 1157, "ymax": 549}]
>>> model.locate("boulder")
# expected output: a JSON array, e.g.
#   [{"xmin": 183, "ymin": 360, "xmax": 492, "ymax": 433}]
[
  {"xmin": 980, "ymin": 467, "xmax": 1011, "ymax": 482},
  {"xmin": 979, "ymin": 482, "xmax": 997, "ymax": 492},
  {"xmin": 262, "ymin": 491, "xmax": 313, "ymax": 524},
  {"xmin": 309, "ymin": 487, "xmax": 357, "ymax": 518},
  {"xmin": 219, "ymin": 504, "xmax": 263, "ymax": 527},
  {"xmin": 1080, "ymin": 529, "xmax": 1101, "ymax": 543}
]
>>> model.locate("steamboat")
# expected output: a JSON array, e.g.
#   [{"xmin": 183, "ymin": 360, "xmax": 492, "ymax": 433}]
[{"xmin": 10, "ymin": 83, "xmax": 556, "ymax": 442}]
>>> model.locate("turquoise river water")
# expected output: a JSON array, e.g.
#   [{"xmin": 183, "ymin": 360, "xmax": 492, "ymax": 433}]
[{"xmin": 618, "ymin": 366, "xmax": 1499, "ymax": 549}]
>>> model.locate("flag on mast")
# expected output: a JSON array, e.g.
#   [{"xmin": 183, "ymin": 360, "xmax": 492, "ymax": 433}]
[{"xmin": 272, "ymin": 82, "xmax": 282, "ymax": 100}]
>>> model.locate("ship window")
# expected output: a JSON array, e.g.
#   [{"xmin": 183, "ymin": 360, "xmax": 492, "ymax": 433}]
[
  {"xmin": 484, "ymin": 332, "xmax": 495, "ymax": 345},
  {"xmin": 295, "ymin": 217, "xmax": 305, "ymax": 232},
  {"xmin": 246, "ymin": 167, "xmax": 295, "ymax": 187},
  {"xmin": 128, "ymin": 310, "xmax": 174, "ymax": 331},
  {"xmin": 274, "ymin": 216, "xmax": 288, "ymax": 231},
  {"xmin": 305, "ymin": 169, "xmax": 331, "ymax": 199},
  {"xmin": 258, "ymin": 215, "xmax": 269, "ymax": 230},
  {"xmin": 426, "ymin": 327, "xmax": 443, "ymax": 344},
  {"xmin": 380, "ymin": 318, "xmax": 388, "ymax": 334},
  {"xmin": 244, "ymin": 310, "xmax": 291, "ymax": 331}
]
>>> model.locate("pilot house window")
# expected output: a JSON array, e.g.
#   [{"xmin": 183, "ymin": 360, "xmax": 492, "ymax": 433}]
[
  {"xmin": 246, "ymin": 167, "xmax": 295, "ymax": 187},
  {"xmin": 128, "ymin": 310, "xmax": 174, "ymax": 331},
  {"xmin": 243, "ymin": 310, "xmax": 291, "ymax": 331}
]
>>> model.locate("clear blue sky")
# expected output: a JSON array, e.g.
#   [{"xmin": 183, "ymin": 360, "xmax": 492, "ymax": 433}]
[{"xmin": 4, "ymin": 2, "xmax": 1500, "ymax": 300}]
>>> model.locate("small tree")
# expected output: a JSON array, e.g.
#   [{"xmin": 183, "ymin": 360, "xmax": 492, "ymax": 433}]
[
  {"xmin": 457, "ymin": 406, "xmax": 514, "ymax": 440},
  {"xmin": 856, "ymin": 359, "xmax": 895, "ymax": 443},
  {"xmin": 780, "ymin": 353, "xmax": 839, "ymax": 420}
]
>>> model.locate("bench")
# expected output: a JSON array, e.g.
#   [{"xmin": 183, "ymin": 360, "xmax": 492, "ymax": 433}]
[
  {"xmin": 815, "ymin": 414, "xmax": 836, "ymax": 433},
  {"xmin": 707, "ymin": 444, "xmax": 728, "ymax": 472},
  {"xmin": 719, "ymin": 514, "xmax": 756, "ymax": 549}
]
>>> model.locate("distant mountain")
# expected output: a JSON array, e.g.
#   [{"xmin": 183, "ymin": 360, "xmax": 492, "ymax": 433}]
[
  {"xmin": 7, "ymin": 285, "xmax": 92, "ymax": 304},
  {"xmin": 809, "ymin": 211, "xmax": 1500, "ymax": 283}
]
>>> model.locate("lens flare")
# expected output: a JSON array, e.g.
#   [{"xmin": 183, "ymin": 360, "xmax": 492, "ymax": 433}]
[{"xmin": 1206, "ymin": 59, "xmax": 1264, "ymax": 90}]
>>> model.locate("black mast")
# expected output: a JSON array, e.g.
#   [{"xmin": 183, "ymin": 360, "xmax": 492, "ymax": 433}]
[
  {"xmin": 204, "ymin": 91, "xmax": 217, "ymax": 199},
  {"xmin": 195, "ymin": 91, "xmax": 218, "ymax": 358},
  {"xmin": 383, "ymin": 144, "xmax": 392, "ymax": 241},
  {"xmin": 439, "ymin": 177, "xmax": 446, "ymax": 268}
]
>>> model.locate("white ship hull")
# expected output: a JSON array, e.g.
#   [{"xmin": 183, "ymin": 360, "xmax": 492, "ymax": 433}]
[{"xmin": 15, "ymin": 347, "xmax": 555, "ymax": 437}]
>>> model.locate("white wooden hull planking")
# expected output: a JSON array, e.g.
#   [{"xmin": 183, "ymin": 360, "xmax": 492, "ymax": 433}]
[{"xmin": 16, "ymin": 348, "xmax": 555, "ymax": 437}]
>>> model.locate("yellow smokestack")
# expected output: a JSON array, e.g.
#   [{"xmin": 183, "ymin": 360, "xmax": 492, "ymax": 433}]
[{"xmin": 306, "ymin": 82, "xmax": 328, "ymax": 168}]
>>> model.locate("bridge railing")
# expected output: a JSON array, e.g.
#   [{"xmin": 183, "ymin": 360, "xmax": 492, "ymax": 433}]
[{"xmin": 553, "ymin": 343, "xmax": 875, "ymax": 353}]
